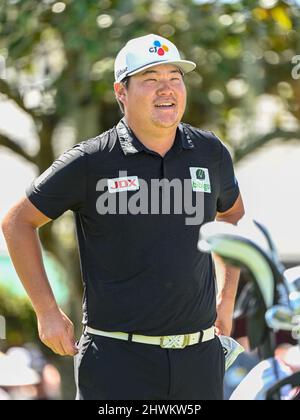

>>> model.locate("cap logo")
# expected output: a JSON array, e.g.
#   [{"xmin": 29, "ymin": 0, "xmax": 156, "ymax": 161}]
[
  {"xmin": 116, "ymin": 66, "xmax": 128, "ymax": 79},
  {"xmin": 149, "ymin": 40, "xmax": 169, "ymax": 56}
]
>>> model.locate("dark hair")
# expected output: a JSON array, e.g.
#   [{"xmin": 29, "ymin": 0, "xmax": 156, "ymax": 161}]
[
  {"xmin": 122, "ymin": 77, "xmax": 130, "ymax": 88},
  {"xmin": 116, "ymin": 77, "xmax": 130, "ymax": 114}
]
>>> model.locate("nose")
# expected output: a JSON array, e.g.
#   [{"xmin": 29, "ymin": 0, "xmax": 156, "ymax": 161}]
[{"xmin": 156, "ymin": 80, "xmax": 174, "ymax": 96}]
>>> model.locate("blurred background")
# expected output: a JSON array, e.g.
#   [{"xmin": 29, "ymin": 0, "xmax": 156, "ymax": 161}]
[{"xmin": 0, "ymin": 0, "xmax": 300, "ymax": 399}]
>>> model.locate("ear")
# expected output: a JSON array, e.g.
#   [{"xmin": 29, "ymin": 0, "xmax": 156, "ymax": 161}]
[{"xmin": 114, "ymin": 82, "xmax": 127, "ymax": 104}]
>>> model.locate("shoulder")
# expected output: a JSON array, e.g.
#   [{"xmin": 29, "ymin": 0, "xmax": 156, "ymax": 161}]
[
  {"xmin": 76, "ymin": 127, "xmax": 118, "ymax": 156},
  {"xmin": 67, "ymin": 127, "xmax": 120, "ymax": 170},
  {"xmin": 182, "ymin": 123, "xmax": 224, "ymax": 155},
  {"xmin": 183, "ymin": 123, "xmax": 219, "ymax": 142},
  {"xmin": 50, "ymin": 128, "xmax": 118, "ymax": 174}
]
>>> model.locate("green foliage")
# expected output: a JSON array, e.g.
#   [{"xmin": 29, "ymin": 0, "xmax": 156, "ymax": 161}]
[
  {"xmin": 0, "ymin": 284, "xmax": 37, "ymax": 347},
  {"xmin": 1, "ymin": 0, "xmax": 299, "ymax": 140}
]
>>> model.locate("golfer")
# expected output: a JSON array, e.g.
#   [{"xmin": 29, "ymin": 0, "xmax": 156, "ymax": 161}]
[{"xmin": 2, "ymin": 34, "xmax": 245, "ymax": 400}]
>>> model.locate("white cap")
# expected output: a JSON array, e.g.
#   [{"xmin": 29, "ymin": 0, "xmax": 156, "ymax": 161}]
[
  {"xmin": 0, "ymin": 351, "xmax": 40, "ymax": 387},
  {"xmin": 114, "ymin": 34, "xmax": 196, "ymax": 82}
]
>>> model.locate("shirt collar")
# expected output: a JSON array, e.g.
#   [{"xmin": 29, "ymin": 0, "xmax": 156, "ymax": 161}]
[
  {"xmin": 179, "ymin": 123, "xmax": 195, "ymax": 150},
  {"xmin": 116, "ymin": 117, "xmax": 195, "ymax": 156},
  {"xmin": 116, "ymin": 118, "xmax": 144, "ymax": 155}
]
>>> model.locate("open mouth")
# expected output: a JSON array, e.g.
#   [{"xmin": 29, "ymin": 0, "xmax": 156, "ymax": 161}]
[{"xmin": 154, "ymin": 102, "xmax": 176, "ymax": 109}]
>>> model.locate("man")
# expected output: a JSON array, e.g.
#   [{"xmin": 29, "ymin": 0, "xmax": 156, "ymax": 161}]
[{"xmin": 2, "ymin": 34, "xmax": 245, "ymax": 400}]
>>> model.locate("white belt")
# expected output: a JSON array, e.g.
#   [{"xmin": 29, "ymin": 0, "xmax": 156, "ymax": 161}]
[{"xmin": 85, "ymin": 326, "xmax": 215, "ymax": 349}]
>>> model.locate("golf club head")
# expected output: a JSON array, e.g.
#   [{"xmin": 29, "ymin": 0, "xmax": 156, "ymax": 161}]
[
  {"xmin": 265, "ymin": 305, "xmax": 294, "ymax": 331},
  {"xmin": 289, "ymin": 293, "xmax": 300, "ymax": 315},
  {"xmin": 198, "ymin": 219, "xmax": 277, "ymax": 309},
  {"xmin": 284, "ymin": 266, "xmax": 300, "ymax": 315},
  {"xmin": 218, "ymin": 335, "xmax": 245, "ymax": 370}
]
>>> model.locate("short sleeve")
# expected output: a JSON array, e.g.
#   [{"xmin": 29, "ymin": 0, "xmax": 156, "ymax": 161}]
[
  {"xmin": 217, "ymin": 143, "xmax": 240, "ymax": 213},
  {"xmin": 26, "ymin": 145, "xmax": 87, "ymax": 219}
]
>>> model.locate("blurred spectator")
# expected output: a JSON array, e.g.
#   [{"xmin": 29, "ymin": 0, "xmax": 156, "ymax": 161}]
[
  {"xmin": 0, "ymin": 346, "xmax": 61, "ymax": 400},
  {"xmin": 230, "ymin": 343, "xmax": 300, "ymax": 400},
  {"xmin": 22, "ymin": 344, "xmax": 62, "ymax": 400},
  {"xmin": 0, "ymin": 348, "xmax": 40, "ymax": 399}
]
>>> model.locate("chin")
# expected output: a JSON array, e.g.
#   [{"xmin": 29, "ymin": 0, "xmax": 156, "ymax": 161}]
[
  {"xmin": 158, "ymin": 122, "xmax": 178, "ymax": 128},
  {"xmin": 152, "ymin": 117, "xmax": 179, "ymax": 128}
]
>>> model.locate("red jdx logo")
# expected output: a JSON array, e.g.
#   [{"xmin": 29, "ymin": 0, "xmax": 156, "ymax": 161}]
[
  {"xmin": 107, "ymin": 176, "xmax": 140, "ymax": 193},
  {"xmin": 111, "ymin": 179, "xmax": 138, "ymax": 189}
]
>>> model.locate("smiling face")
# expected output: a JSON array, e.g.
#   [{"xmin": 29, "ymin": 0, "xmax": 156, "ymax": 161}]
[{"xmin": 114, "ymin": 64, "xmax": 187, "ymax": 131}]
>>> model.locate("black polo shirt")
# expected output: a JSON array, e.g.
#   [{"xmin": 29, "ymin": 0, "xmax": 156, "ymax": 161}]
[{"xmin": 26, "ymin": 118, "xmax": 240, "ymax": 335}]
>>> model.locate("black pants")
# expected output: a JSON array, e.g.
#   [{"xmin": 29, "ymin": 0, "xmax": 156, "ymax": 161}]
[{"xmin": 74, "ymin": 333, "xmax": 225, "ymax": 400}]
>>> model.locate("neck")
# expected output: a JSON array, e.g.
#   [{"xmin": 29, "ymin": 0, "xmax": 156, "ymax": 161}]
[{"xmin": 125, "ymin": 116, "xmax": 178, "ymax": 157}]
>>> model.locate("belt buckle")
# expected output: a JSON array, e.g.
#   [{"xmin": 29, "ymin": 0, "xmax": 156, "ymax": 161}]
[{"xmin": 160, "ymin": 334, "xmax": 190, "ymax": 349}]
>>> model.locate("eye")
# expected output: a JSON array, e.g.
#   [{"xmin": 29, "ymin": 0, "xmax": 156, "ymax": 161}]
[{"xmin": 145, "ymin": 78, "xmax": 157, "ymax": 82}]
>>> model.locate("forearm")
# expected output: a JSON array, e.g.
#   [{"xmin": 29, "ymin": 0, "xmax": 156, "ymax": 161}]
[
  {"xmin": 213, "ymin": 253, "xmax": 240, "ymax": 306},
  {"xmin": 212, "ymin": 253, "xmax": 241, "ymax": 335},
  {"xmin": 2, "ymin": 219, "xmax": 58, "ymax": 316},
  {"xmin": 213, "ymin": 202, "xmax": 244, "ymax": 334}
]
